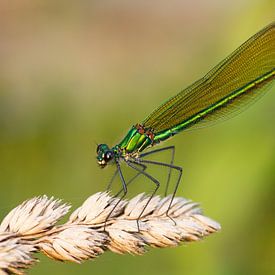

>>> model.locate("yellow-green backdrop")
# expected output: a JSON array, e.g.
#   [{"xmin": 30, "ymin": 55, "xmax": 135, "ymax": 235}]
[{"xmin": 0, "ymin": 1, "xmax": 274, "ymax": 275}]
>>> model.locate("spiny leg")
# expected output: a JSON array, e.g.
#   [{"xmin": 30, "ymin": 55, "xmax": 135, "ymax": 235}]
[
  {"xmin": 136, "ymin": 158, "xmax": 183, "ymax": 225},
  {"xmin": 104, "ymin": 159, "xmax": 127, "ymax": 231},
  {"xmin": 125, "ymin": 159, "xmax": 160, "ymax": 232},
  {"xmin": 109, "ymin": 146, "xmax": 175, "ymax": 195},
  {"xmin": 106, "ymin": 169, "xmax": 119, "ymax": 190},
  {"xmin": 107, "ymin": 163, "xmax": 147, "ymax": 194},
  {"xmin": 115, "ymin": 162, "xmax": 147, "ymax": 197},
  {"xmin": 140, "ymin": 146, "xmax": 175, "ymax": 196}
]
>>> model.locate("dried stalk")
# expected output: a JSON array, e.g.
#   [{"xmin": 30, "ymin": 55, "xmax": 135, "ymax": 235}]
[{"xmin": 0, "ymin": 192, "xmax": 221, "ymax": 274}]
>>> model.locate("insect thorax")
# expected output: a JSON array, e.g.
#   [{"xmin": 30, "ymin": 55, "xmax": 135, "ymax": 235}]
[{"xmin": 117, "ymin": 124, "xmax": 155, "ymax": 155}]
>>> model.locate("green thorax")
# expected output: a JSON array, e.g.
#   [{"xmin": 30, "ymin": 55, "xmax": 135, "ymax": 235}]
[{"xmin": 117, "ymin": 124, "xmax": 155, "ymax": 155}]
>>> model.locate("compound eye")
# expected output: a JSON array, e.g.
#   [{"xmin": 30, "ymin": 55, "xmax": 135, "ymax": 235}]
[
  {"xmin": 105, "ymin": 151, "xmax": 113, "ymax": 160},
  {"xmin": 96, "ymin": 144, "xmax": 103, "ymax": 154}
]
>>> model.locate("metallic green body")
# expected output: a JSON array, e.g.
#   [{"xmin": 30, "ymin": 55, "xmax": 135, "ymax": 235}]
[
  {"xmin": 154, "ymin": 69, "xmax": 275, "ymax": 143},
  {"xmin": 97, "ymin": 23, "xmax": 274, "ymax": 161},
  {"xmin": 117, "ymin": 69, "xmax": 274, "ymax": 155},
  {"xmin": 118, "ymin": 127, "xmax": 153, "ymax": 155}
]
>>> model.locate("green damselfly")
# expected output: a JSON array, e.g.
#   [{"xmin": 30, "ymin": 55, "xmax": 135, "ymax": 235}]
[{"xmin": 96, "ymin": 23, "xmax": 275, "ymax": 229}]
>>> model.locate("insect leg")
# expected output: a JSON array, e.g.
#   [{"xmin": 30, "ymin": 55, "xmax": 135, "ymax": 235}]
[
  {"xmin": 107, "ymin": 163, "xmax": 147, "ymax": 192},
  {"xmin": 125, "ymin": 159, "xmax": 160, "ymax": 231},
  {"xmin": 104, "ymin": 158, "xmax": 127, "ymax": 231},
  {"xmin": 106, "ymin": 169, "xmax": 119, "ymax": 190},
  {"xmin": 140, "ymin": 146, "xmax": 175, "ymax": 196},
  {"xmin": 115, "ymin": 162, "xmax": 147, "ymax": 197},
  {"xmin": 136, "ymin": 158, "xmax": 183, "ymax": 225}
]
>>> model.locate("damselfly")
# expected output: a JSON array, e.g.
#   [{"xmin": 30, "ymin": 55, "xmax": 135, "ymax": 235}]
[{"xmin": 96, "ymin": 23, "xmax": 275, "ymax": 229}]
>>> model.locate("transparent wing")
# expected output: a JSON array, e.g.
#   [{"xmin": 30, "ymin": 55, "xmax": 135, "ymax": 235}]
[{"xmin": 143, "ymin": 23, "xmax": 275, "ymax": 133}]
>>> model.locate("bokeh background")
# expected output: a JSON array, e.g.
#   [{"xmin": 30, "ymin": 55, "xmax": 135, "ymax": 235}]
[{"xmin": 0, "ymin": 1, "xmax": 274, "ymax": 275}]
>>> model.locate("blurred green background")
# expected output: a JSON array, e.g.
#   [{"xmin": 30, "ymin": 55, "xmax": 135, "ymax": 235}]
[{"xmin": 0, "ymin": 1, "xmax": 274, "ymax": 275}]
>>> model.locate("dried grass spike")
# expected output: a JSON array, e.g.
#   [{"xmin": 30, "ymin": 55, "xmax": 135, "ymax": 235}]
[
  {"xmin": 68, "ymin": 192, "xmax": 127, "ymax": 225},
  {"xmin": 39, "ymin": 225, "xmax": 107, "ymax": 263},
  {"xmin": 0, "ymin": 191, "xmax": 221, "ymax": 275},
  {"xmin": 0, "ymin": 196, "xmax": 70, "ymax": 236},
  {"xmin": 0, "ymin": 237, "xmax": 36, "ymax": 275}
]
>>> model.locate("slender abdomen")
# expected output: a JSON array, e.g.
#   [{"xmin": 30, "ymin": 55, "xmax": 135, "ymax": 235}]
[{"xmin": 154, "ymin": 69, "xmax": 275, "ymax": 143}]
